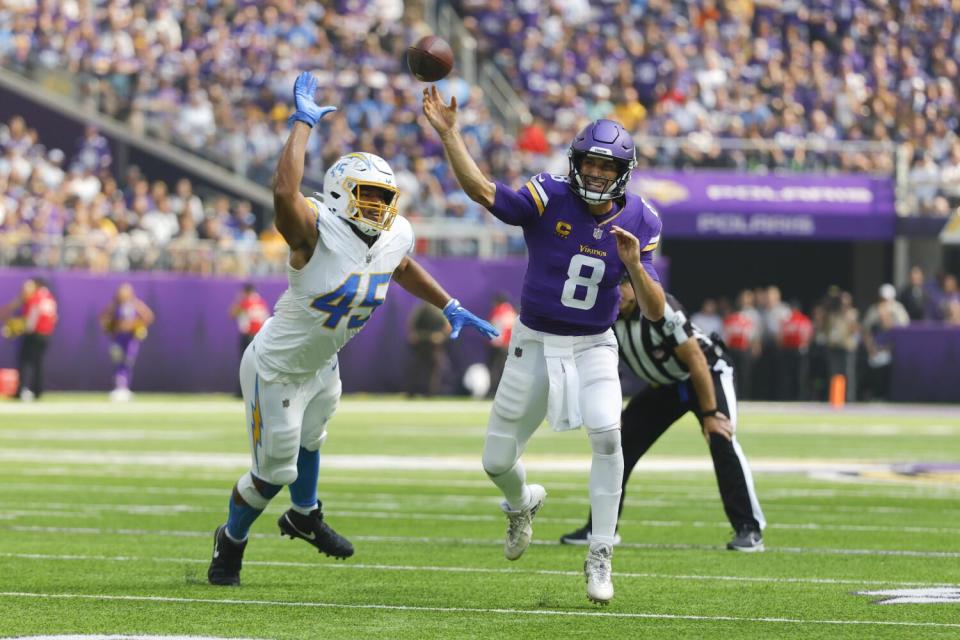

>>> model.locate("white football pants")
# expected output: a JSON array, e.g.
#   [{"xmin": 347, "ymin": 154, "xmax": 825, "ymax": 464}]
[
  {"xmin": 238, "ymin": 343, "xmax": 341, "ymax": 486},
  {"xmin": 483, "ymin": 319, "xmax": 624, "ymax": 544}
]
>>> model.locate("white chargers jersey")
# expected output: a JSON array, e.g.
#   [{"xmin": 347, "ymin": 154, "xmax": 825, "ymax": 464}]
[{"xmin": 254, "ymin": 196, "xmax": 415, "ymax": 382}]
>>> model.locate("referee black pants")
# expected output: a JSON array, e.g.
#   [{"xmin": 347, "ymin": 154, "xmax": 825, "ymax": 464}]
[
  {"xmin": 584, "ymin": 362, "xmax": 764, "ymax": 534},
  {"xmin": 17, "ymin": 333, "xmax": 49, "ymax": 398}
]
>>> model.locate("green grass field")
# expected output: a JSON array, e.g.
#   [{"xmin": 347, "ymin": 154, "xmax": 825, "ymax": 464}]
[{"xmin": 1, "ymin": 395, "xmax": 959, "ymax": 639}]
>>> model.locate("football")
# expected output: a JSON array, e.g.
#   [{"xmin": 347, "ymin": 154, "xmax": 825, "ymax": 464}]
[{"xmin": 406, "ymin": 35, "xmax": 454, "ymax": 82}]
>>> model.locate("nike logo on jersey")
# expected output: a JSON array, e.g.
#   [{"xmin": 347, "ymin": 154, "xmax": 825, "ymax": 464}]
[{"xmin": 284, "ymin": 514, "xmax": 316, "ymax": 540}]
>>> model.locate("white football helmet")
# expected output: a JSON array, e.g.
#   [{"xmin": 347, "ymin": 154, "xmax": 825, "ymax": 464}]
[{"xmin": 322, "ymin": 152, "xmax": 400, "ymax": 235}]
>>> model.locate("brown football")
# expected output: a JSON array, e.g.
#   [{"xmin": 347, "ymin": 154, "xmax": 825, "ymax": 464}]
[{"xmin": 407, "ymin": 35, "xmax": 454, "ymax": 82}]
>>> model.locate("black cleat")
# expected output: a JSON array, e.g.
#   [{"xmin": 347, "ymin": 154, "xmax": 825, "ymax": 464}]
[
  {"xmin": 560, "ymin": 524, "xmax": 621, "ymax": 546},
  {"xmin": 560, "ymin": 524, "xmax": 591, "ymax": 546},
  {"xmin": 727, "ymin": 526, "xmax": 765, "ymax": 552},
  {"xmin": 208, "ymin": 524, "xmax": 247, "ymax": 586},
  {"xmin": 278, "ymin": 509, "xmax": 354, "ymax": 559}
]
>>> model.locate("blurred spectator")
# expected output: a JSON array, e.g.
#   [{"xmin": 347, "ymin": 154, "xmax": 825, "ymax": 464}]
[
  {"xmin": 755, "ymin": 286, "xmax": 790, "ymax": 400},
  {"xmin": 778, "ymin": 300, "xmax": 813, "ymax": 401},
  {"xmin": 229, "ymin": 282, "xmax": 270, "ymax": 397},
  {"xmin": 75, "ymin": 125, "xmax": 111, "ymax": 172},
  {"xmin": 486, "ymin": 292, "xmax": 517, "ymax": 398},
  {"xmin": 100, "ymin": 282, "xmax": 155, "ymax": 402},
  {"xmin": 0, "ymin": 277, "xmax": 57, "ymax": 401},
  {"xmin": 406, "ymin": 301, "xmax": 450, "ymax": 397},
  {"xmin": 820, "ymin": 288, "xmax": 860, "ymax": 403},
  {"xmin": 934, "ymin": 274, "xmax": 960, "ymax": 321},
  {"xmin": 897, "ymin": 266, "xmax": 931, "ymax": 321},
  {"xmin": 861, "ymin": 284, "xmax": 910, "ymax": 401},
  {"xmin": 690, "ymin": 297, "xmax": 722, "ymax": 338},
  {"xmin": 722, "ymin": 289, "xmax": 760, "ymax": 400},
  {"xmin": 944, "ymin": 299, "xmax": 960, "ymax": 326},
  {"xmin": 230, "ymin": 283, "xmax": 270, "ymax": 358}
]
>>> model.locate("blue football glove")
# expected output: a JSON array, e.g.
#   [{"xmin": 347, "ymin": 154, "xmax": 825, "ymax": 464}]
[
  {"xmin": 443, "ymin": 299, "xmax": 500, "ymax": 340},
  {"xmin": 289, "ymin": 72, "xmax": 337, "ymax": 128}
]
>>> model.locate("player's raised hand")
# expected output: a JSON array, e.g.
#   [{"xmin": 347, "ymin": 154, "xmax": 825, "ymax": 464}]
[
  {"xmin": 610, "ymin": 225, "xmax": 641, "ymax": 267},
  {"xmin": 289, "ymin": 72, "xmax": 337, "ymax": 128},
  {"xmin": 422, "ymin": 85, "xmax": 458, "ymax": 136},
  {"xmin": 442, "ymin": 298, "xmax": 499, "ymax": 340},
  {"xmin": 702, "ymin": 413, "xmax": 734, "ymax": 443}
]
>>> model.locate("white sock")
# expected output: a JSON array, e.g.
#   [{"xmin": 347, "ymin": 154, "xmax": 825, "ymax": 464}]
[
  {"xmin": 589, "ymin": 450, "xmax": 623, "ymax": 544},
  {"xmin": 291, "ymin": 502, "xmax": 317, "ymax": 516},
  {"xmin": 488, "ymin": 461, "xmax": 529, "ymax": 511}
]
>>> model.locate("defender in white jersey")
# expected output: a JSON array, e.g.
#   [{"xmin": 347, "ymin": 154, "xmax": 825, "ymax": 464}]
[{"xmin": 208, "ymin": 72, "xmax": 498, "ymax": 586}]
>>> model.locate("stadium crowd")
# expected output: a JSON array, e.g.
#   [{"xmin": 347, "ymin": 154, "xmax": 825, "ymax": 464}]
[
  {"xmin": 0, "ymin": 0, "xmax": 501, "ymax": 228},
  {"xmin": 2, "ymin": 0, "xmax": 959, "ymax": 218},
  {"xmin": 456, "ymin": 0, "xmax": 960, "ymax": 214},
  {"xmin": 0, "ymin": 115, "xmax": 283, "ymax": 274}
]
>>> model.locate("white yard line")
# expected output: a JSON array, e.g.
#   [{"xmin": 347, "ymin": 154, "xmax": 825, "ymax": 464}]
[
  {"xmin": 7, "ymin": 486, "xmax": 947, "ymax": 514},
  {"xmin": 0, "ymin": 400, "xmax": 494, "ymax": 415},
  {"xmin": 3, "ymin": 501, "xmax": 960, "ymax": 535},
  {"xmin": 0, "ymin": 449, "xmax": 917, "ymax": 475},
  {"xmin": 0, "ymin": 591, "xmax": 956, "ymax": 627},
  {"xmin": 0, "ymin": 430, "xmax": 210, "ymax": 442},
  {"xmin": 0, "ymin": 552, "xmax": 953, "ymax": 590},
  {"xmin": 2, "ymin": 398, "xmax": 959, "ymax": 416},
  {"xmin": 3, "ymin": 480, "xmax": 959, "ymax": 503},
  {"xmin": 4, "ymin": 525, "xmax": 960, "ymax": 558}
]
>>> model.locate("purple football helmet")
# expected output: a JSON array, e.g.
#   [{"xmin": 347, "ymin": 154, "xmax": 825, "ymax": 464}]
[{"xmin": 567, "ymin": 119, "xmax": 637, "ymax": 203}]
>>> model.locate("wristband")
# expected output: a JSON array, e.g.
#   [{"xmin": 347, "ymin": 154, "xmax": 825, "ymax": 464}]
[{"xmin": 701, "ymin": 408, "xmax": 720, "ymax": 418}]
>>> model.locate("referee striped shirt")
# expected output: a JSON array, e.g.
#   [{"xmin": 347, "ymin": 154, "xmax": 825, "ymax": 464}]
[{"xmin": 614, "ymin": 294, "xmax": 726, "ymax": 385}]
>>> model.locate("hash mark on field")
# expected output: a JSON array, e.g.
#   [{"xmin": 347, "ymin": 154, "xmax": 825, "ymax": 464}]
[
  {"xmin": 5, "ymin": 526, "xmax": 960, "ymax": 558},
  {"xmin": 0, "ymin": 592, "xmax": 957, "ymax": 627},
  {"xmin": 0, "ymin": 552, "xmax": 953, "ymax": 590}
]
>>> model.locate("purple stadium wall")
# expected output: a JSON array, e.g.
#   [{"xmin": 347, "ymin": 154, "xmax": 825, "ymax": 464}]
[
  {"xmin": 0, "ymin": 260, "xmax": 533, "ymax": 394},
  {"xmin": 2, "ymin": 261, "xmax": 957, "ymax": 401}
]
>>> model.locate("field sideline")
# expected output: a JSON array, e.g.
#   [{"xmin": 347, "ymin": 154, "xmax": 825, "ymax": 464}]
[{"xmin": 0, "ymin": 394, "xmax": 958, "ymax": 639}]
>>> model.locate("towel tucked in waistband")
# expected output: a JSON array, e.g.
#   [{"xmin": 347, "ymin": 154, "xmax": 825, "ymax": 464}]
[{"xmin": 543, "ymin": 334, "xmax": 582, "ymax": 431}]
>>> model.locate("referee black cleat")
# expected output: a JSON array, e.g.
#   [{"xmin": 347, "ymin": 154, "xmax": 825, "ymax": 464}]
[
  {"xmin": 278, "ymin": 508, "xmax": 355, "ymax": 559},
  {"xmin": 208, "ymin": 524, "xmax": 246, "ymax": 586},
  {"xmin": 560, "ymin": 525, "xmax": 621, "ymax": 546},
  {"xmin": 560, "ymin": 524, "xmax": 591, "ymax": 545},
  {"xmin": 727, "ymin": 526, "xmax": 764, "ymax": 552}
]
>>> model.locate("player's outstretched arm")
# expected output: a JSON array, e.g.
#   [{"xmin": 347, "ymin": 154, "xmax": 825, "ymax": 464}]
[
  {"xmin": 421, "ymin": 86, "xmax": 495, "ymax": 208},
  {"xmin": 675, "ymin": 339, "xmax": 733, "ymax": 443},
  {"xmin": 392, "ymin": 256, "xmax": 499, "ymax": 340},
  {"xmin": 273, "ymin": 72, "xmax": 337, "ymax": 258},
  {"xmin": 611, "ymin": 225, "xmax": 665, "ymax": 320}
]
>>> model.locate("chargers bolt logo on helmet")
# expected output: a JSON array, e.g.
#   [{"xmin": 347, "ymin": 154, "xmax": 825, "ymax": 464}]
[
  {"xmin": 567, "ymin": 119, "xmax": 637, "ymax": 203},
  {"xmin": 323, "ymin": 152, "xmax": 400, "ymax": 235}
]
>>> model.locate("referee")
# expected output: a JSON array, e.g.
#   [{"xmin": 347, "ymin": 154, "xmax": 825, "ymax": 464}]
[{"xmin": 560, "ymin": 277, "xmax": 766, "ymax": 551}]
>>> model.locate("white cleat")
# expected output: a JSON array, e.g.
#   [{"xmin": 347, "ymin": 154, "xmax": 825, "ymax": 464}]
[
  {"xmin": 109, "ymin": 388, "xmax": 133, "ymax": 403},
  {"xmin": 584, "ymin": 542, "xmax": 614, "ymax": 604},
  {"xmin": 18, "ymin": 388, "xmax": 35, "ymax": 402},
  {"xmin": 501, "ymin": 484, "xmax": 546, "ymax": 561}
]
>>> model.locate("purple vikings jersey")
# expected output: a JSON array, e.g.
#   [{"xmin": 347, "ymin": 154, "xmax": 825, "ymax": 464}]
[
  {"xmin": 109, "ymin": 301, "xmax": 138, "ymax": 336},
  {"xmin": 489, "ymin": 173, "xmax": 661, "ymax": 336}
]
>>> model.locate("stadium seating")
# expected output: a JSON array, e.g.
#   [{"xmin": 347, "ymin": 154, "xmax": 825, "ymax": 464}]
[{"xmin": 4, "ymin": 1, "xmax": 957, "ymax": 218}]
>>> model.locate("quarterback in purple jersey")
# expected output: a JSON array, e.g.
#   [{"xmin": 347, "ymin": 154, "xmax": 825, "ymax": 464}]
[{"xmin": 424, "ymin": 86, "xmax": 664, "ymax": 604}]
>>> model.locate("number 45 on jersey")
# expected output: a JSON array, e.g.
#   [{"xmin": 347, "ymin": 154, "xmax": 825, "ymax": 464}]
[{"xmin": 311, "ymin": 273, "xmax": 392, "ymax": 329}]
